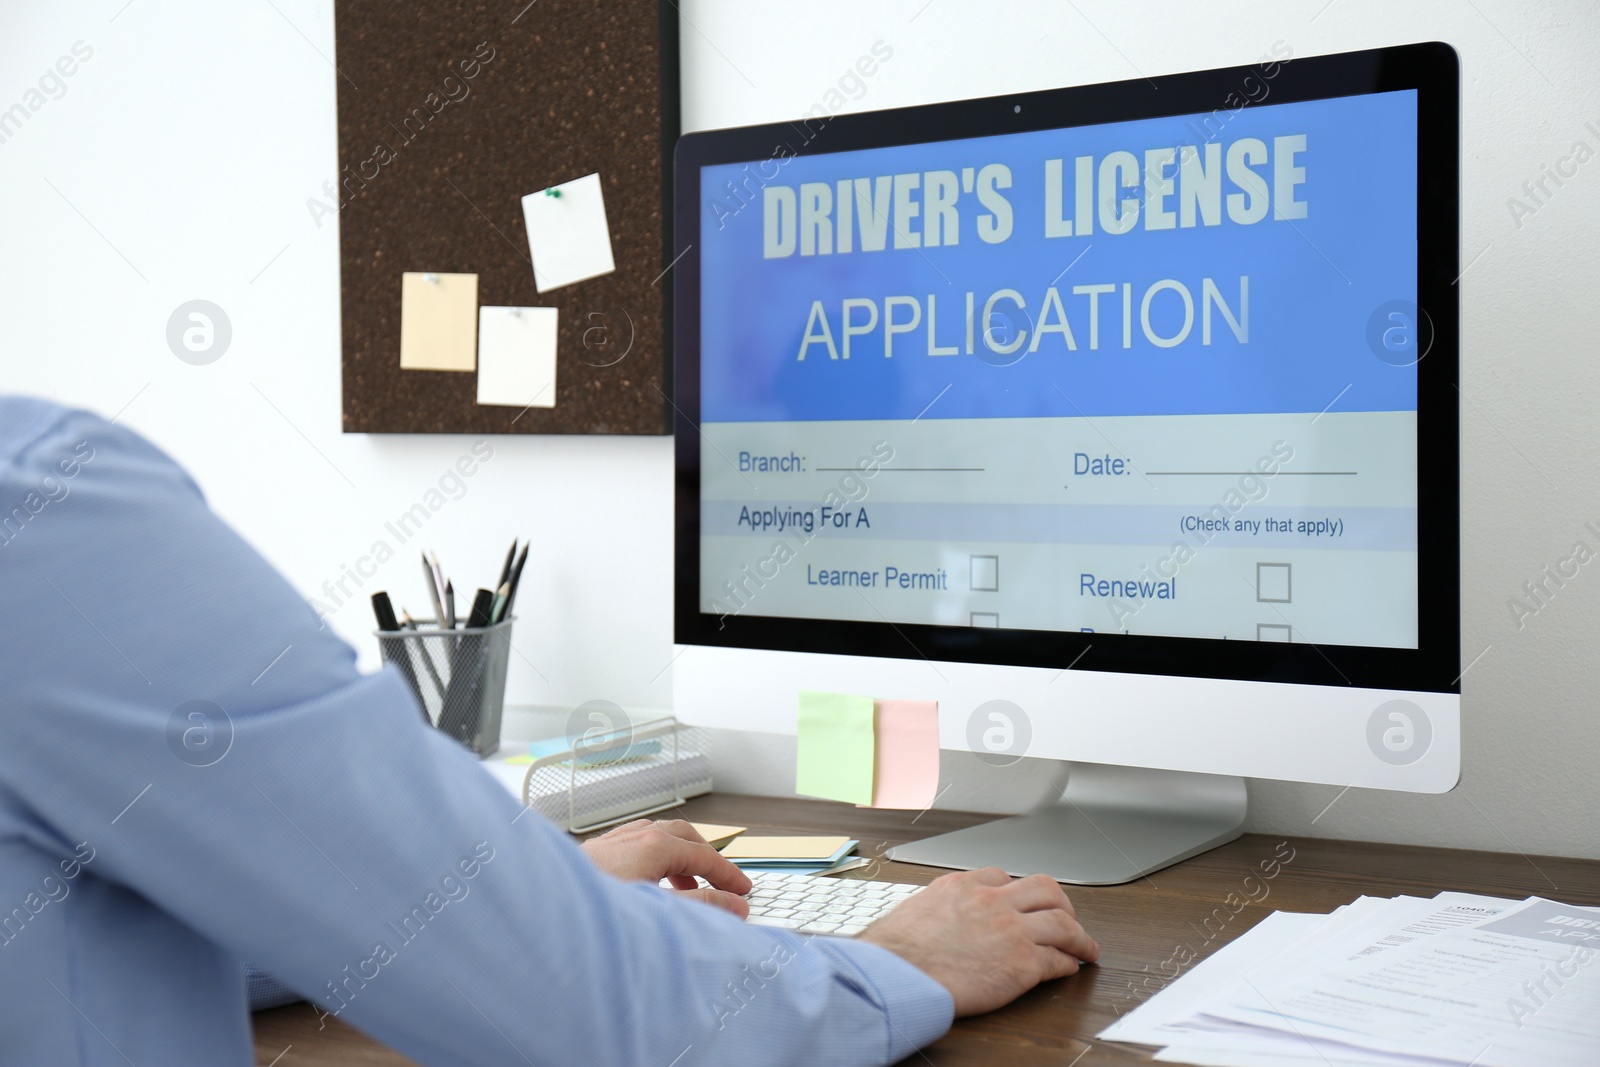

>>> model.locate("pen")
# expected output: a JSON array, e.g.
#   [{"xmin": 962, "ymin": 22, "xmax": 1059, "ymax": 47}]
[
  {"xmin": 402, "ymin": 607, "xmax": 447, "ymax": 705},
  {"xmin": 444, "ymin": 580, "xmax": 457, "ymax": 630},
  {"xmin": 429, "ymin": 552, "xmax": 448, "ymax": 617},
  {"xmin": 503, "ymin": 542, "xmax": 529, "ymax": 619},
  {"xmin": 423, "ymin": 552, "xmax": 447, "ymax": 629},
  {"xmin": 497, "ymin": 539, "xmax": 518, "ymax": 590},
  {"xmin": 373, "ymin": 592, "xmax": 427, "ymax": 721},
  {"xmin": 465, "ymin": 587, "xmax": 494, "ymax": 629},
  {"xmin": 440, "ymin": 587, "xmax": 495, "ymax": 745}
]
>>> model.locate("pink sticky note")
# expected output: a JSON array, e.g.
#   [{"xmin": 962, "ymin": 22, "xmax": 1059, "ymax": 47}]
[{"xmin": 870, "ymin": 700, "xmax": 940, "ymax": 809}]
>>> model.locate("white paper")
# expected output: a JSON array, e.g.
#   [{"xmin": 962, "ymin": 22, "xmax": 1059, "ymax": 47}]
[
  {"xmin": 1105, "ymin": 896, "xmax": 1427, "ymax": 1047},
  {"xmin": 521, "ymin": 173, "xmax": 616, "ymax": 292},
  {"xmin": 1101, "ymin": 911, "xmax": 1326, "ymax": 1045},
  {"xmin": 1154, "ymin": 1041, "xmax": 1448, "ymax": 1067},
  {"xmin": 1106, "ymin": 892, "xmax": 1552, "ymax": 1067},
  {"xmin": 476, "ymin": 306, "xmax": 557, "ymax": 408},
  {"xmin": 1201, "ymin": 896, "xmax": 1600, "ymax": 1067}
]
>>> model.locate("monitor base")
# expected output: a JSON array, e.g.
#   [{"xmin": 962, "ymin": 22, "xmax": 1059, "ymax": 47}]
[{"xmin": 886, "ymin": 762, "xmax": 1247, "ymax": 885}]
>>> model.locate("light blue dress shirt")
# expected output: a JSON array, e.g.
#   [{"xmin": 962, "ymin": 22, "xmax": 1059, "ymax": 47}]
[{"xmin": 0, "ymin": 398, "xmax": 953, "ymax": 1065}]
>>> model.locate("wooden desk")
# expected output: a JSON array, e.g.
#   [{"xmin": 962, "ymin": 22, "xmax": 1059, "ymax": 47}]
[{"xmin": 253, "ymin": 793, "xmax": 1600, "ymax": 1066}]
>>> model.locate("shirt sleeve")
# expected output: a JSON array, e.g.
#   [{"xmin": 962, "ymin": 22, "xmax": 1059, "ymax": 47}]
[{"xmin": 0, "ymin": 407, "xmax": 953, "ymax": 1066}]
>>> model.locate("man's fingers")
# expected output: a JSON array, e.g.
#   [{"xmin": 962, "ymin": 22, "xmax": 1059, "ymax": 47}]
[
  {"xmin": 1022, "ymin": 909, "xmax": 1099, "ymax": 963},
  {"xmin": 1032, "ymin": 944, "xmax": 1081, "ymax": 982},
  {"xmin": 666, "ymin": 874, "xmax": 699, "ymax": 891},
  {"xmin": 956, "ymin": 866, "xmax": 1011, "ymax": 888},
  {"xmin": 656, "ymin": 835, "xmax": 752, "ymax": 895},
  {"xmin": 652, "ymin": 819, "xmax": 709, "ymax": 845},
  {"xmin": 1003, "ymin": 873, "xmax": 1078, "ymax": 917},
  {"xmin": 679, "ymin": 887, "xmax": 750, "ymax": 919}
]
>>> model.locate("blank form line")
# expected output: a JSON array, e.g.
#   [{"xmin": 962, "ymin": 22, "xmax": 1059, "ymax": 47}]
[
  {"xmin": 1145, "ymin": 471, "xmax": 1356, "ymax": 476},
  {"xmin": 814, "ymin": 467, "xmax": 984, "ymax": 472}
]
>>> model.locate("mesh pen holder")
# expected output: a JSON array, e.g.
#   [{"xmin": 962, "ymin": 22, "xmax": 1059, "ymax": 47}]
[{"xmin": 376, "ymin": 617, "xmax": 513, "ymax": 757}]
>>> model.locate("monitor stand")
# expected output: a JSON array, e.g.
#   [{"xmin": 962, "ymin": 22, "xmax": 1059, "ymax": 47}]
[{"xmin": 886, "ymin": 762, "xmax": 1247, "ymax": 885}]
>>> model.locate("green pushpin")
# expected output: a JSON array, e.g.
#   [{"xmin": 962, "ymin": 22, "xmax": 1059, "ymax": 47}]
[{"xmin": 544, "ymin": 187, "xmax": 561, "ymax": 198}]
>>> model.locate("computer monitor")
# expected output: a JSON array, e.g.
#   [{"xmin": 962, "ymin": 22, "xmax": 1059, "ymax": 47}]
[{"xmin": 671, "ymin": 42, "xmax": 1460, "ymax": 884}]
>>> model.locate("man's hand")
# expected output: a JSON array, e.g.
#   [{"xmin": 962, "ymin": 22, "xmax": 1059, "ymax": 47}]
[
  {"xmin": 860, "ymin": 868, "xmax": 1099, "ymax": 1016},
  {"xmin": 580, "ymin": 819, "xmax": 753, "ymax": 919}
]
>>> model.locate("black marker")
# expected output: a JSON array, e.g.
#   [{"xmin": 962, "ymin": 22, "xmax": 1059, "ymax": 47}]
[{"xmin": 371, "ymin": 591, "xmax": 400, "ymax": 631}]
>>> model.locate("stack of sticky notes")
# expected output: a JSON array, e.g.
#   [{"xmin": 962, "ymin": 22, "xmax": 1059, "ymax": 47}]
[
  {"xmin": 720, "ymin": 835, "xmax": 858, "ymax": 874},
  {"xmin": 795, "ymin": 691, "xmax": 940, "ymax": 809},
  {"xmin": 689, "ymin": 823, "xmax": 747, "ymax": 849}
]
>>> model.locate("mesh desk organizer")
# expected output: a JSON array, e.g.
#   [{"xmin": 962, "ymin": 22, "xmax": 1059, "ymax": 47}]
[
  {"xmin": 522, "ymin": 716, "xmax": 712, "ymax": 833},
  {"xmin": 376, "ymin": 617, "xmax": 513, "ymax": 757}
]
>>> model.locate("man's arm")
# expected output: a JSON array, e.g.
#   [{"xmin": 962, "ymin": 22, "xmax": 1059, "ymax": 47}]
[{"xmin": 0, "ymin": 406, "xmax": 953, "ymax": 1065}]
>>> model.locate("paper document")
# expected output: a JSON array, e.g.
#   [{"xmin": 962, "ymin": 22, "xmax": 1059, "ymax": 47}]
[
  {"xmin": 1204, "ymin": 895, "xmax": 1600, "ymax": 1067},
  {"xmin": 521, "ymin": 173, "xmax": 616, "ymax": 292},
  {"xmin": 1101, "ymin": 891, "xmax": 1600, "ymax": 1067},
  {"xmin": 1099, "ymin": 910, "xmax": 1326, "ymax": 1047}
]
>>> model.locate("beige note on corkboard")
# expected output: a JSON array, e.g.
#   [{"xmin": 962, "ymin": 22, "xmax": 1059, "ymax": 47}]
[{"xmin": 399, "ymin": 272, "xmax": 478, "ymax": 372}]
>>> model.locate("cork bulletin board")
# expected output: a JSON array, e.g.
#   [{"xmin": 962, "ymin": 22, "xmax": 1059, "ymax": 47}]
[{"xmin": 335, "ymin": 0, "xmax": 678, "ymax": 434}]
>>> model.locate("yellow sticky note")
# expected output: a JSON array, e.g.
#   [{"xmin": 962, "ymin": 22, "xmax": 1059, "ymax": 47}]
[
  {"xmin": 870, "ymin": 700, "xmax": 940, "ymax": 809},
  {"xmin": 504, "ymin": 753, "xmax": 533, "ymax": 765},
  {"xmin": 796, "ymin": 690, "xmax": 875, "ymax": 805},
  {"xmin": 400, "ymin": 271, "xmax": 478, "ymax": 371},
  {"xmin": 720, "ymin": 836, "xmax": 853, "ymax": 861},
  {"xmin": 689, "ymin": 823, "xmax": 747, "ymax": 848}
]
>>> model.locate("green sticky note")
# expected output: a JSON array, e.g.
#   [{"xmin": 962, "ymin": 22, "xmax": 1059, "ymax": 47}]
[{"xmin": 796, "ymin": 691, "xmax": 876, "ymax": 805}]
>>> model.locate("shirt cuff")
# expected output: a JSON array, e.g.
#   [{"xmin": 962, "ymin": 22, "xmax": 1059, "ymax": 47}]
[{"xmin": 825, "ymin": 937, "xmax": 956, "ymax": 1061}]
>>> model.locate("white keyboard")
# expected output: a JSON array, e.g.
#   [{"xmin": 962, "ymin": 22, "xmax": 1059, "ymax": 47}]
[{"xmin": 742, "ymin": 871, "xmax": 922, "ymax": 937}]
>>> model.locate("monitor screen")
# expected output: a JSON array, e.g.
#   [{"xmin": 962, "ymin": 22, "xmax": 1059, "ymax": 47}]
[{"xmin": 675, "ymin": 45, "xmax": 1458, "ymax": 693}]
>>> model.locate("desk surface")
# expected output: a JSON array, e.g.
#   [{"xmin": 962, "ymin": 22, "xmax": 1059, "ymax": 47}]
[{"xmin": 252, "ymin": 793, "xmax": 1600, "ymax": 1066}]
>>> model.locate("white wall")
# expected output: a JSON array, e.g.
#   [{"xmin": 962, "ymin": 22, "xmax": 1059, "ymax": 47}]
[{"xmin": 2, "ymin": 2, "xmax": 1596, "ymax": 860}]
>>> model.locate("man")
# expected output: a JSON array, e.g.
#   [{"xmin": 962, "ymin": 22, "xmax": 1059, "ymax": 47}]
[{"xmin": 0, "ymin": 397, "xmax": 1097, "ymax": 1065}]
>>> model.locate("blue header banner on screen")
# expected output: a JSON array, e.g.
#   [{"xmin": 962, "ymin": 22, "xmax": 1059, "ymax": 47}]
[{"xmin": 698, "ymin": 90, "xmax": 1418, "ymax": 424}]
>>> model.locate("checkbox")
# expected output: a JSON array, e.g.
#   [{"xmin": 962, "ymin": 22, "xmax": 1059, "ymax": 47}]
[
  {"xmin": 1257, "ymin": 623, "xmax": 1292, "ymax": 642},
  {"xmin": 970, "ymin": 555, "xmax": 999, "ymax": 591},
  {"xmin": 1256, "ymin": 562, "xmax": 1291, "ymax": 603},
  {"xmin": 971, "ymin": 612, "xmax": 1000, "ymax": 628}
]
